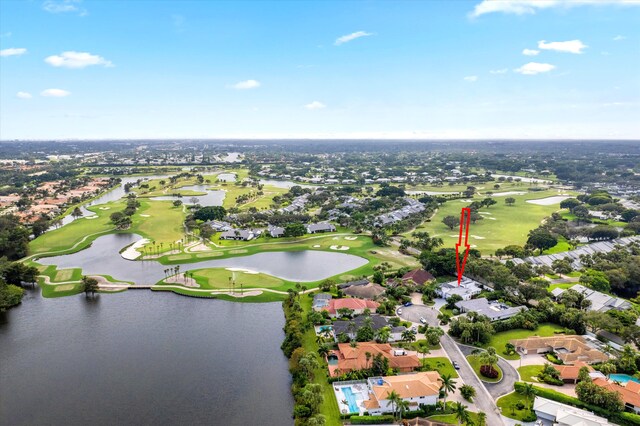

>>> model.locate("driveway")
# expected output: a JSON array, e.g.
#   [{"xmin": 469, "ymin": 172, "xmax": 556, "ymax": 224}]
[
  {"xmin": 457, "ymin": 344, "xmax": 519, "ymax": 399},
  {"xmin": 440, "ymin": 334, "xmax": 505, "ymax": 426},
  {"xmin": 398, "ymin": 304, "xmax": 436, "ymax": 324}
]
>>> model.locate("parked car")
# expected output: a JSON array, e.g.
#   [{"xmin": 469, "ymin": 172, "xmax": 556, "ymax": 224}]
[
  {"xmin": 419, "ymin": 317, "xmax": 427, "ymax": 324},
  {"xmin": 397, "ymin": 308, "xmax": 403, "ymax": 315},
  {"xmin": 403, "ymin": 302, "xmax": 413, "ymax": 307},
  {"xmin": 453, "ymin": 361, "xmax": 460, "ymax": 370}
]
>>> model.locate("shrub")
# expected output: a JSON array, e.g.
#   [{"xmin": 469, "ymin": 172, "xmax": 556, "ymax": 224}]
[
  {"xmin": 522, "ymin": 412, "xmax": 538, "ymax": 422},
  {"xmin": 350, "ymin": 415, "xmax": 395, "ymax": 424},
  {"xmin": 480, "ymin": 365, "xmax": 499, "ymax": 379},
  {"xmin": 515, "ymin": 401, "xmax": 525, "ymax": 410}
]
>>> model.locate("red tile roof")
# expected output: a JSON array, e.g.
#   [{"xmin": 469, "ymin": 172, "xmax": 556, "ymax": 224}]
[
  {"xmin": 402, "ymin": 269, "xmax": 435, "ymax": 285},
  {"xmin": 324, "ymin": 298, "xmax": 379, "ymax": 315}
]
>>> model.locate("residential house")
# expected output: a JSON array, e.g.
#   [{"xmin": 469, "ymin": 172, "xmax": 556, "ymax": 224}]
[
  {"xmin": 593, "ymin": 378, "xmax": 640, "ymax": 413},
  {"xmin": 437, "ymin": 277, "xmax": 483, "ymax": 300},
  {"xmin": 219, "ymin": 229, "xmax": 258, "ymax": 241},
  {"xmin": 323, "ymin": 298, "xmax": 380, "ymax": 318},
  {"xmin": 312, "ymin": 293, "xmax": 332, "ymax": 311},
  {"xmin": 342, "ymin": 282, "xmax": 386, "ymax": 300},
  {"xmin": 327, "ymin": 342, "xmax": 420, "ymax": 377},
  {"xmin": 510, "ymin": 336, "xmax": 609, "ymax": 365},
  {"xmin": 306, "ymin": 222, "xmax": 336, "ymax": 234},
  {"xmin": 332, "ymin": 314, "xmax": 406, "ymax": 343},
  {"xmin": 364, "ymin": 372, "xmax": 442, "ymax": 415},
  {"xmin": 267, "ymin": 225, "xmax": 285, "ymax": 238},
  {"xmin": 552, "ymin": 361, "xmax": 604, "ymax": 384},
  {"xmin": 401, "ymin": 269, "xmax": 435, "ymax": 286},
  {"xmin": 455, "ymin": 298, "xmax": 527, "ymax": 321},
  {"xmin": 533, "ymin": 396, "xmax": 612, "ymax": 426},
  {"xmin": 374, "ymin": 197, "xmax": 425, "ymax": 227},
  {"xmin": 203, "ymin": 220, "xmax": 232, "ymax": 232},
  {"xmin": 553, "ymin": 284, "xmax": 632, "ymax": 313}
]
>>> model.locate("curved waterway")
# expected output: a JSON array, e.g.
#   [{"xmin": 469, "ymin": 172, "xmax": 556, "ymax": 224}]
[
  {"xmin": 0, "ymin": 288, "xmax": 293, "ymax": 426},
  {"xmin": 37, "ymin": 233, "xmax": 368, "ymax": 284}
]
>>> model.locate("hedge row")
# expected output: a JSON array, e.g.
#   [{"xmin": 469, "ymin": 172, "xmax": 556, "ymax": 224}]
[
  {"xmin": 514, "ymin": 382, "xmax": 640, "ymax": 426},
  {"xmin": 349, "ymin": 415, "xmax": 395, "ymax": 424}
]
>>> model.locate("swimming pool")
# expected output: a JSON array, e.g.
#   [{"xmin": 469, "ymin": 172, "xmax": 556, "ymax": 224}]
[
  {"xmin": 342, "ymin": 387, "xmax": 359, "ymax": 413},
  {"xmin": 610, "ymin": 374, "xmax": 640, "ymax": 384}
]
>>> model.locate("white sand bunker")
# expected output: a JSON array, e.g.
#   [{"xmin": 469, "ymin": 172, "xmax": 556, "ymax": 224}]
[
  {"xmin": 470, "ymin": 244, "xmax": 478, "ymax": 248},
  {"xmin": 211, "ymin": 290, "xmax": 263, "ymax": 298},
  {"xmin": 460, "ymin": 199, "xmax": 472, "ymax": 202},
  {"xmin": 85, "ymin": 216, "xmax": 98, "ymax": 219},
  {"xmin": 491, "ymin": 191, "xmax": 526, "ymax": 197},
  {"xmin": 312, "ymin": 244, "xmax": 321, "ymax": 248},
  {"xmin": 330, "ymin": 245, "xmax": 350, "ymax": 251},
  {"xmin": 226, "ymin": 267, "xmax": 259, "ymax": 274},
  {"xmin": 98, "ymin": 207, "xmax": 111, "ymax": 210},
  {"xmin": 121, "ymin": 238, "xmax": 149, "ymax": 260},
  {"xmin": 479, "ymin": 211, "xmax": 492, "ymax": 215},
  {"xmin": 526, "ymin": 195, "xmax": 571, "ymax": 206},
  {"xmin": 344, "ymin": 236, "xmax": 358, "ymax": 241},
  {"xmin": 140, "ymin": 214, "xmax": 150, "ymax": 217},
  {"xmin": 487, "ymin": 217, "xmax": 497, "ymax": 220},
  {"xmin": 470, "ymin": 235, "xmax": 486, "ymax": 240}
]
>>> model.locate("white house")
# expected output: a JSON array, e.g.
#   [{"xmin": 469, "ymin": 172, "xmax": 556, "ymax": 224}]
[
  {"xmin": 533, "ymin": 396, "xmax": 611, "ymax": 426},
  {"xmin": 437, "ymin": 277, "xmax": 483, "ymax": 300},
  {"xmin": 364, "ymin": 372, "xmax": 441, "ymax": 415}
]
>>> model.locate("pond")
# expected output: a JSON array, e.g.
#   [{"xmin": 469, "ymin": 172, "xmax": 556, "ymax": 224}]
[
  {"xmin": 149, "ymin": 185, "xmax": 226, "ymax": 206},
  {"xmin": 37, "ymin": 233, "xmax": 369, "ymax": 284},
  {"xmin": 0, "ymin": 289, "xmax": 293, "ymax": 426}
]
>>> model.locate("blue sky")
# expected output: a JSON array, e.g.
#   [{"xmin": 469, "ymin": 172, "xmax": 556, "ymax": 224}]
[{"xmin": 1, "ymin": 0, "xmax": 639, "ymax": 140}]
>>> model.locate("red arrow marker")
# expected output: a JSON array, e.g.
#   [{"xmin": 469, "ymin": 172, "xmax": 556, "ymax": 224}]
[{"xmin": 455, "ymin": 207, "xmax": 472, "ymax": 286}]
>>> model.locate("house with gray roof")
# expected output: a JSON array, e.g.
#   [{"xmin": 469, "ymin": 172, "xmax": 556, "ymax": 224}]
[
  {"xmin": 219, "ymin": 228, "xmax": 259, "ymax": 241},
  {"xmin": 312, "ymin": 293, "xmax": 332, "ymax": 311},
  {"xmin": 306, "ymin": 222, "xmax": 336, "ymax": 234},
  {"xmin": 267, "ymin": 225, "xmax": 285, "ymax": 238},
  {"xmin": 437, "ymin": 277, "xmax": 483, "ymax": 300},
  {"xmin": 455, "ymin": 298, "xmax": 527, "ymax": 321},
  {"xmin": 554, "ymin": 284, "xmax": 631, "ymax": 313}
]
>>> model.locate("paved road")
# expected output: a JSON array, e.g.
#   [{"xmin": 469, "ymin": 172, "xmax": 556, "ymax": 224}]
[{"xmin": 440, "ymin": 335, "xmax": 505, "ymax": 426}]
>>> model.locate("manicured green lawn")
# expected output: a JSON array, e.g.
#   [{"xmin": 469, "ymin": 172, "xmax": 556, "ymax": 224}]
[
  {"xmin": 497, "ymin": 391, "xmax": 536, "ymax": 421},
  {"xmin": 428, "ymin": 411, "xmax": 480, "ymax": 425},
  {"xmin": 518, "ymin": 365, "xmax": 543, "ymax": 382},
  {"xmin": 466, "ymin": 355, "xmax": 503, "ymax": 383},
  {"xmin": 542, "ymin": 236, "xmax": 572, "ymax": 254},
  {"xmin": 189, "ymin": 268, "xmax": 287, "ymax": 289},
  {"xmin": 420, "ymin": 357, "xmax": 459, "ymax": 378},
  {"xmin": 483, "ymin": 323, "xmax": 567, "ymax": 360},
  {"xmin": 416, "ymin": 189, "xmax": 576, "ymax": 255},
  {"xmin": 548, "ymin": 282, "xmax": 576, "ymax": 292}
]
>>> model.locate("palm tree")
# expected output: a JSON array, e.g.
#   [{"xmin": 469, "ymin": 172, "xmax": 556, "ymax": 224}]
[
  {"xmin": 517, "ymin": 382, "xmax": 536, "ymax": 410},
  {"xmin": 439, "ymin": 374, "xmax": 457, "ymax": 408},
  {"xmin": 453, "ymin": 402, "xmax": 471, "ymax": 425},
  {"xmin": 365, "ymin": 352, "xmax": 372, "ymax": 370},
  {"xmin": 476, "ymin": 412, "xmax": 487, "ymax": 426},
  {"xmin": 375, "ymin": 327, "xmax": 391, "ymax": 343},
  {"xmin": 317, "ymin": 344, "xmax": 330, "ymax": 359},
  {"xmin": 385, "ymin": 390, "xmax": 401, "ymax": 419},
  {"xmin": 397, "ymin": 399, "xmax": 410, "ymax": 421}
]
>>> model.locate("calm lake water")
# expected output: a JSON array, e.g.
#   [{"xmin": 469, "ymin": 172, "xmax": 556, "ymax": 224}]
[
  {"xmin": 37, "ymin": 233, "xmax": 368, "ymax": 284},
  {"xmin": 0, "ymin": 289, "xmax": 293, "ymax": 426}
]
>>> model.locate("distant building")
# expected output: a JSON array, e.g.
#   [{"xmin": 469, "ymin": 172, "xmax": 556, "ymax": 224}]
[
  {"xmin": 553, "ymin": 284, "xmax": 632, "ymax": 313},
  {"xmin": 203, "ymin": 220, "xmax": 232, "ymax": 232},
  {"xmin": 342, "ymin": 282, "xmax": 386, "ymax": 300},
  {"xmin": 455, "ymin": 298, "xmax": 526, "ymax": 321},
  {"xmin": 219, "ymin": 229, "xmax": 258, "ymax": 241},
  {"xmin": 306, "ymin": 222, "xmax": 336, "ymax": 234},
  {"xmin": 267, "ymin": 225, "xmax": 285, "ymax": 238}
]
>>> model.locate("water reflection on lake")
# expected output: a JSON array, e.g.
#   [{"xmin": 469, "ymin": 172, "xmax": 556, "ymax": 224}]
[
  {"xmin": 0, "ymin": 289, "xmax": 293, "ymax": 426},
  {"xmin": 37, "ymin": 233, "xmax": 368, "ymax": 284}
]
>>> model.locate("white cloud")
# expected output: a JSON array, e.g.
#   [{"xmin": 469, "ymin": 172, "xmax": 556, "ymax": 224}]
[
  {"xmin": 45, "ymin": 51, "xmax": 113, "ymax": 68},
  {"xmin": 231, "ymin": 79, "xmax": 261, "ymax": 90},
  {"xmin": 514, "ymin": 62, "xmax": 556, "ymax": 75},
  {"xmin": 41, "ymin": 88, "xmax": 71, "ymax": 97},
  {"xmin": 522, "ymin": 48, "xmax": 539, "ymax": 56},
  {"xmin": 490, "ymin": 68, "xmax": 509, "ymax": 74},
  {"xmin": 469, "ymin": 0, "xmax": 640, "ymax": 18},
  {"xmin": 613, "ymin": 35, "xmax": 626, "ymax": 41},
  {"xmin": 16, "ymin": 92, "xmax": 32, "ymax": 99},
  {"xmin": 43, "ymin": 0, "xmax": 86, "ymax": 15},
  {"xmin": 305, "ymin": 101, "xmax": 326, "ymax": 110},
  {"xmin": 0, "ymin": 48, "xmax": 27, "ymax": 57},
  {"xmin": 538, "ymin": 40, "xmax": 587, "ymax": 54},
  {"xmin": 334, "ymin": 31, "xmax": 373, "ymax": 46},
  {"xmin": 464, "ymin": 76, "xmax": 478, "ymax": 82}
]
